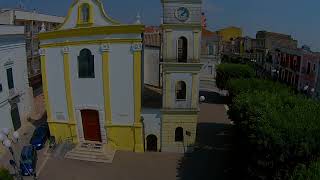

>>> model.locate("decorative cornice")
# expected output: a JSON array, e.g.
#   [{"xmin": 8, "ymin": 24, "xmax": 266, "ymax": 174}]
[
  {"xmin": 62, "ymin": 46, "xmax": 70, "ymax": 54},
  {"xmin": 131, "ymin": 43, "xmax": 143, "ymax": 52},
  {"xmin": 100, "ymin": 43, "xmax": 111, "ymax": 52},
  {"xmin": 40, "ymin": 39, "xmax": 142, "ymax": 48},
  {"xmin": 39, "ymin": 25, "xmax": 145, "ymax": 40},
  {"xmin": 39, "ymin": 48, "xmax": 46, "ymax": 56}
]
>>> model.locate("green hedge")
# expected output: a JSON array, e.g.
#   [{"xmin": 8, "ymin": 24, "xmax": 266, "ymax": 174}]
[
  {"xmin": 228, "ymin": 91, "xmax": 320, "ymax": 179},
  {"xmin": 0, "ymin": 167, "xmax": 13, "ymax": 180},
  {"xmin": 226, "ymin": 78, "xmax": 293, "ymax": 101},
  {"xmin": 216, "ymin": 64, "xmax": 255, "ymax": 90},
  {"xmin": 290, "ymin": 161, "xmax": 320, "ymax": 180}
]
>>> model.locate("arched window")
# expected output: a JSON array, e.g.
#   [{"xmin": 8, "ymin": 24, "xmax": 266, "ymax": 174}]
[
  {"xmin": 175, "ymin": 127, "xmax": 184, "ymax": 142},
  {"xmin": 81, "ymin": 3, "xmax": 90, "ymax": 23},
  {"xmin": 178, "ymin": 37, "xmax": 188, "ymax": 63},
  {"xmin": 78, "ymin": 49, "xmax": 95, "ymax": 78},
  {"xmin": 175, "ymin": 81, "xmax": 186, "ymax": 100},
  {"xmin": 146, "ymin": 134, "xmax": 158, "ymax": 152}
]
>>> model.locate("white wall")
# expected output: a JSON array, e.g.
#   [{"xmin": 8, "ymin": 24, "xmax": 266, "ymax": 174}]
[
  {"xmin": 69, "ymin": 45, "xmax": 105, "ymax": 114},
  {"xmin": 14, "ymin": 10, "xmax": 64, "ymax": 23},
  {"xmin": 0, "ymin": 102, "xmax": 13, "ymax": 130},
  {"xmin": 0, "ymin": 10, "xmax": 14, "ymax": 25},
  {"xmin": 142, "ymin": 108, "xmax": 161, "ymax": 151},
  {"xmin": 144, "ymin": 47, "xmax": 160, "ymax": 87},
  {"xmin": 45, "ymin": 43, "xmax": 135, "ymax": 125},
  {"xmin": 0, "ymin": 39, "xmax": 32, "ymax": 129},
  {"xmin": 46, "ymin": 47, "xmax": 69, "ymax": 122},
  {"xmin": 0, "ymin": 25, "xmax": 24, "ymax": 35},
  {"xmin": 109, "ymin": 44, "xmax": 135, "ymax": 125}
]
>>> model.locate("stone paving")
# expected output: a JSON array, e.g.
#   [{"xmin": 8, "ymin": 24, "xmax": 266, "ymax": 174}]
[
  {"xmin": 0, "ymin": 93, "xmax": 47, "ymax": 179},
  {"xmin": 35, "ymin": 90, "xmax": 239, "ymax": 180}
]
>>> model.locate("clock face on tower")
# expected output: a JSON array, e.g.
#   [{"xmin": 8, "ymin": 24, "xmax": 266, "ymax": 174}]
[{"xmin": 175, "ymin": 7, "xmax": 190, "ymax": 22}]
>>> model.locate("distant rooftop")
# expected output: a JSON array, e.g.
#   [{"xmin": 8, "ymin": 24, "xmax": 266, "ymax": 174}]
[
  {"xmin": 0, "ymin": 8, "xmax": 65, "ymax": 24},
  {"xmin": 257, "ymin": 31, "xmax": 294, "ymax": 39},
  {"xmin": 0, "ymin": 25, "xmax": 24, "ymax": 35},
  {"xmin": 144, "ymin": 26, "xmax": 161, "ymax": 47}
]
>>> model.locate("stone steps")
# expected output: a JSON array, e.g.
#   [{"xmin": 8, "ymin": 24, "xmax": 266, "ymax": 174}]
[{"xmin": 64, "ymin": 143, "xmax": 115, "ymax": 163}]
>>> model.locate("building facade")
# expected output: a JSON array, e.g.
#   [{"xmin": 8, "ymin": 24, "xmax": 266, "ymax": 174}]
[
  {"xmin": 274, "ymin": 48, "xmax": 302, "ymax": 89},
  {"xmin": 160, "ymin": 0, "xmax": 202, "ymax": 152},
  {"xmin": 216, "ymin": 26, "xmax": 242, "ymax": 42},
  {"xmin": 0, "ymin": 25, "xmax": 33, "ymax": 132},
  {"xmin": 200, "ymin": 28, "xmax": 221, "ymax": 90},
  {"xmin": 255, "ymin": 31, "xmax": 298, "ymax": 75},
  {"xmin": 299, "ymin": 48, "xmax": 320, "ymax": 93},
  {"xmin": 143, "ymin": 26, "xmax": 161, "ymax": 87},
  {"xmin": 39, "ymin": 0, "xmax": 144, "ymax": 152},
  {"xmin": 0, "ymin": 9, "xmax": 64, "ymax": 94}
]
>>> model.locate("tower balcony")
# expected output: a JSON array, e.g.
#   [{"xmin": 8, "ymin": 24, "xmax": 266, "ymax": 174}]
[{"xmin": 161, "ymin": 62, "xmax": 203, "ymax": 73}]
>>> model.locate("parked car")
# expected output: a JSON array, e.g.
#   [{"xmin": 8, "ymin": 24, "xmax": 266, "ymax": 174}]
[
  {"xmin": 20, "ymin": 145, "xmax": 37, "ymax": 176},
  {"xmin": 30, "ymin": 124, "xmax": 50, "ymax": 150}
]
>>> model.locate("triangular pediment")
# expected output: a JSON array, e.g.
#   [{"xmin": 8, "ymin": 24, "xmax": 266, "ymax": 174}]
[{"xmin": 58, "ymin": 0, "xmax": 120, "ymax": 30}]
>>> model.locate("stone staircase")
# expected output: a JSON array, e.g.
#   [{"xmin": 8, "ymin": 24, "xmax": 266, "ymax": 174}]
[{"xmin": 64, "ymin": 142, "xmax": 115, "ymax": 163}]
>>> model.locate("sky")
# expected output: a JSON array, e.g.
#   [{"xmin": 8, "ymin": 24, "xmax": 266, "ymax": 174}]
[{"xmin": 1, "ymin": 0, "xmax": 319, "ymax": 51}]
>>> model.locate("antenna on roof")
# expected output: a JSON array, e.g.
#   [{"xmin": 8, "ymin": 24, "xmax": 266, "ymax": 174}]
[{"xmin": 17, "ymin": 0, "xmax": 25, "ymax": 9}]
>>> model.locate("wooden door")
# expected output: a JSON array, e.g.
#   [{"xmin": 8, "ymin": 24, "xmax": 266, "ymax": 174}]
[{"xmin": 81, "ymin": 110, "xmax": 101, "ymax": 142}]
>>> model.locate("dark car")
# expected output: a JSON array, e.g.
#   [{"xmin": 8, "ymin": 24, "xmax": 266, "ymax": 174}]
[
  {"xmin": 30, "ymin": 124, "xmax": 50, "ymax": 150},
  {"xmin": 20, "ymin": 145, "xmax": 37, "ymax": 176}
]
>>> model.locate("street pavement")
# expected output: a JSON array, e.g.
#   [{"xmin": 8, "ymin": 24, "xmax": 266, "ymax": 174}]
[
  {"xmin": 0, "ymin": 94, "xmax": 47, "ymax": 179},
  {"xmin": 35, "ymin": 90, "xmax": 238, "ymax": 180}
]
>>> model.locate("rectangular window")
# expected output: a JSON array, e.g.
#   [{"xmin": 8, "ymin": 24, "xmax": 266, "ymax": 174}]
[
  {"xmin": 307, "ymin": 62, "xmax": 311, "ymax": 74},
  {"xmin": 208, "ymin": 44, "xmax": 214, "ymax": 55},
  {"xmin": 208, "ymin": 66, "xmax": 213, "ymax": 75},
  {"xmin": 6, "ymin": 68, "xmax": 14, "ymax": 89},
  {"xmin": 0, "ymin": 84, "xmax": 2, "ymax": 92}
]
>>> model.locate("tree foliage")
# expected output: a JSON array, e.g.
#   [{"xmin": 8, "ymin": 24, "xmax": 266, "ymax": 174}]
[
  {"xmin": 216, "ymin": 64, "xmax": 255, "ymax": 90},
  {"xmin": 226, "ymin": 78, "xmax": 320, "ymax": 179}
]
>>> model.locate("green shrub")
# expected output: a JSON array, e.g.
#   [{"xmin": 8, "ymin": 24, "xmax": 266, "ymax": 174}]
[
  {"xmin": 229, "ymin": 91, "xmax": 320, "ymax": 179},
  {"xmin": 226, "ymin": 78, "xmax": 293, "ymax": 101},
  {"xmin": 216, "ymin": 64, "xmax": 255, "ymax": 90},
  {"xmin": 0, "ymin": 167, "xmax": 13, "ymax": 180},
  {"xmin": 290, "ymin": 161, "xmax": 320, "ymax": 180}
]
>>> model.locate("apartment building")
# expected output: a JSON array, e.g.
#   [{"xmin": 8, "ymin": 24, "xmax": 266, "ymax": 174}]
[
  {"xmin": 0, "ymin": 9, "xmax": 64, "ymax": 95},
  {"xmin": 0, "ymin": 25, "xmax": 33, "ymax": 132},
  {"xmin": 274, "ymin": 47, "xmax": 302, "ymax": 89},
  {"xmin": 200, "ymin": 28, "xmax": 221, "ymax": 90},
  {"xmin": 299, "ymin": 47, "xmax": 320, "ymax": 93}
]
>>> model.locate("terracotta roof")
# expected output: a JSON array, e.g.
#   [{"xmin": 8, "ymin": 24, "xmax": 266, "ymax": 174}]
[
  {"xmin": 202, "ymin": 28, "xmax": 215, "ymax": 37},
  {"xmin": 144, "ymin": 26, "xmax": 161, "ymax": 47}
]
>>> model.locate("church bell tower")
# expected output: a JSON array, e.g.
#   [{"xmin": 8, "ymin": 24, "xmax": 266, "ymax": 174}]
[{"xmin": 160, "ymin": 0, "xmax": 202, "ymax": 153}]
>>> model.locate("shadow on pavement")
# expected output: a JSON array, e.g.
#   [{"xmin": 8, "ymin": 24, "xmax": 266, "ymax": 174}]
[
  {"xmin": 199, "ymin": 91, "xmax": 230, "ymax": 105},
  {"xmin": 176, "ymin": 123, "xmax": 245, "ymax": 180}
]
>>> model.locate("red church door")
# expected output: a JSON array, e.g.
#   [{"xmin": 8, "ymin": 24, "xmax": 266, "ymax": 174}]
[{"xmin": 81, "ymin": 110, "xmax": 102, "ymax": 142}]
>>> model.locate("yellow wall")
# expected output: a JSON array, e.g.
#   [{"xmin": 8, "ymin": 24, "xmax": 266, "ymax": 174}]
[
  {"xmin": 161, "ymin": 113, "xmax": 198, "ymax": 151},
  {"xmin": 217, "ymin": 27, "xmax": 242, "ymax": 42},
  {"xmin": 106, "ymin": 125, "xmax": 144, "ymax": 152},
  {"xmin": 48, "ymin": 122, "xmax": 78, "ymax": 143}
]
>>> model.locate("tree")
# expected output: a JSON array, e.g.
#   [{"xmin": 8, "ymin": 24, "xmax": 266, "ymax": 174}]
[{"xmin": 0, "ymin": 167, "xmax": 13, "ymax": 180}]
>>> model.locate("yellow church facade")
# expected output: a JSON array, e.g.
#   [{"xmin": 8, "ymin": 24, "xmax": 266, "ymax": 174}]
[{"xmin": 39, "ymin": 0, "xmax": 144, "ymax": 152}]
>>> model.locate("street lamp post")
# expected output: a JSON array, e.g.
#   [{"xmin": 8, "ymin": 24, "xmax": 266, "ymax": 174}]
[
  {"xmin": 0, "ymin": 128, "xmax": 38, "ymax": 180},
  {"xmin": 0, "ymin": 128, "xmax": 23, "ymax": 180}
]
